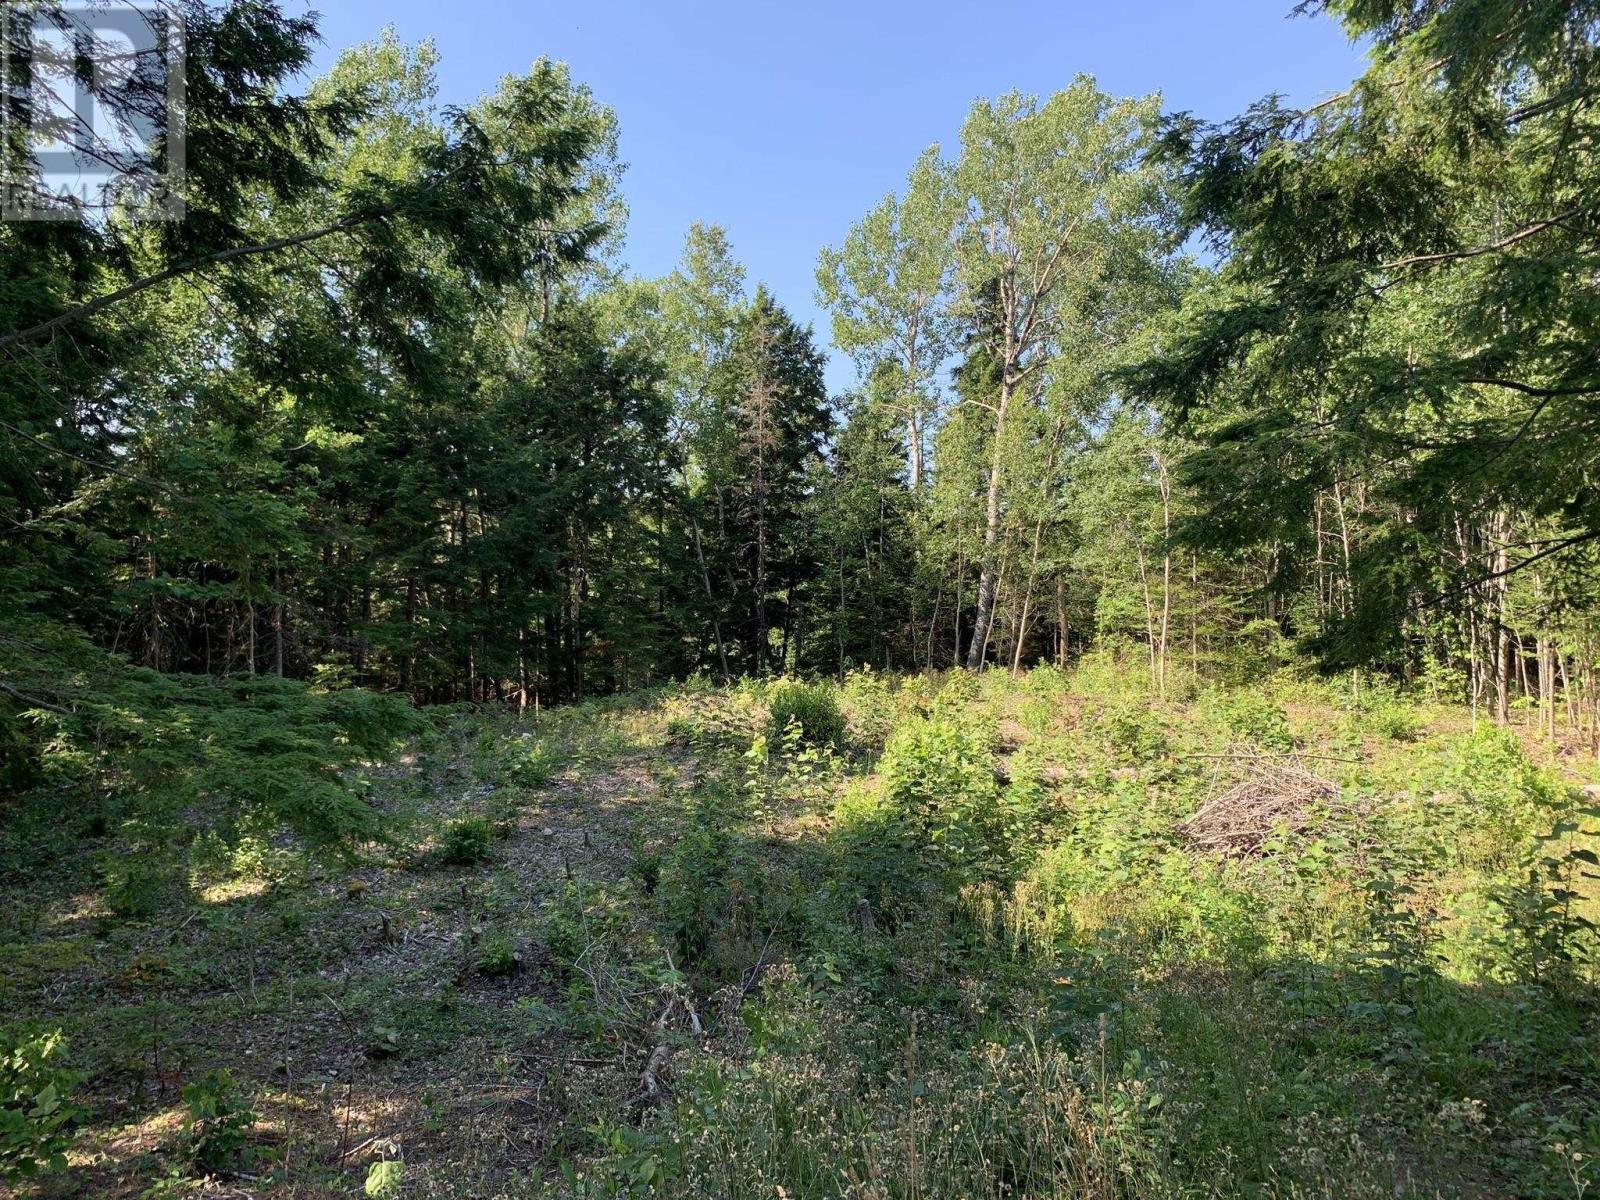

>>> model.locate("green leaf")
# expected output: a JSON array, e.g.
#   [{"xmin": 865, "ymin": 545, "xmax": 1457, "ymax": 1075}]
[
  {"xmin": 366, "ymin": 1159, "xmax": 405, "ymax": 1197},
  {"xmin": 31, "ymin": 1084, "xmax": 58, "ymax": 1117}
]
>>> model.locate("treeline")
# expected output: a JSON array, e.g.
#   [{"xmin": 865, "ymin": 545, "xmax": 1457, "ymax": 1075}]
[
  {"xmin": 816, "ymin": 0, "xmax": 1600, "ymax": 743},
  {"xmin": 3, "ymin": 0, "xmax": 1600, "ymax": 852},
  {"xmin": 0, "ymin": 7, "xmax": 856, "ymax": 847}
]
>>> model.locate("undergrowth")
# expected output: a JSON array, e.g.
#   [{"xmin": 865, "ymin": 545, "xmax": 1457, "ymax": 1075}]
[{"xmin": 4, "ymin": 665, "xmax": 1597, "ymax": 1199}]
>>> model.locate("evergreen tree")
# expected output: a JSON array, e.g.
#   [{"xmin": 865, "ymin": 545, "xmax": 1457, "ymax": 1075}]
[
  {"xmin": 807, "ymin": 385, "xmax": 918, "ymax": 674},
  {"xmin": 716, "ymin": 289, "xmax": 832, "ymax": 673},
  {"xmin": 1129, "ymin": 0, "xmax": 1600, "ymax": 685}
]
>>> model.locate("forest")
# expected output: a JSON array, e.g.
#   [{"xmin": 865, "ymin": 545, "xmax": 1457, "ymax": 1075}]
[{"xmin": 1, "ymin": 0, "xmax": 1598, "ymax": 1196}]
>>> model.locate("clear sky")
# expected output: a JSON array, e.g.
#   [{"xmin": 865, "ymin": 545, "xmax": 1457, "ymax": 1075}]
[{"xmin": 294, "ymin": 2, "xmax": 1366, "ymax": 392}]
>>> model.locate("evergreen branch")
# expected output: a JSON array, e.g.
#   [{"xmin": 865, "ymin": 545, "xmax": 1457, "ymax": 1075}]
[
  {"xmin": 1458, "ymin": 376, "xmax": 1600, "ymax": 398},
  {"xmin": 0, "ymin": 681, "xmax": 72, "ymax": 716},
  {"xmin": 0, "ymin": 215, "xmax": 367, "ymax": 355},
  {"xmin": 0, "ymin": 418, "xmax": 187, "ymax": 498},
  {"xmin": 1506, "ymin": 85, "xmax": 1600, "ymax": 125},
  {"xmin": 1380, "ymin": 209, "xmax": 1584, "ymax": 273},
  {"xmin": 0, "ymin": 203, "xmax": 593, "ymax": 356},
  {"xmin": 1433, "ymin": 531, "xmax": 1600, "ymax": 602}
]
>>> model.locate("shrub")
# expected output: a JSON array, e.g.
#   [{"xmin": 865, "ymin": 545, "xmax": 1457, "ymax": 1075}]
[
  {"xmin": 507, "ymin": 739, "xmax": 558, "ymax": 787},
  {"xmin": 440, "ymin": 817, "xmax": 495, "ymax": 866},
  {"xmin": 477, "ymin": 932, "xmax": 520, "ymax": 977},
  {"xmin": 662, "ymin": 690, "xmax": 761, "ymax": 752},
  {"xmin": 1429, "ymin": 725, "xmax": 1561, "ymax": 865},
  {"xmin": 366, "ymin": 1160, "xmax": 405, "ymax": 1198},
  {"xmin": 1348, "ymin": 687, "xmax": 1421, "ymax": 742},
  {"xmin": 0, "ymin": 1031, "xmax": 78, "ymax": 1183},
  {"xmin": 1483, "ymin": 826, "xmax": 1600, "ymax": 990},
  {"xmin": 580, "ymin": 980, "xmax": 1171, "ymax": 1199},
  {"xmin": 1166, "ymin": 670, "xmax": 1202, "ymax": 702},
  {"xmin": 1449, "ymin": 724, "xmax": 1556, "ymax": 808},
  {"xmin": 657, "ymin": 786, "xmax": 794, "ymax": 976},
  {"xmin": 840, "ymin": 668, "xmax": 897, "ymax": 753},
  {"xmin": 843, "ymin": 714, "xmax": 1026, "ymax": 896},
  {"xmin": 657, "ymin": 788, "xmax": 736, "ymax": 965},
  {"xmin": 181, "ymin": 1069, "xmax": 255, "ymax": 1172},
  {"xmin": 930, "ymin": 669, "xmax": 981, "ymax": 716},
  {"xmin": 1020, "ymin": 663, "xmax": 1071, "ymax": 699},
  {"xmin": 470, "ymin": 729, "xmax": 557, "ymax": 788},
  {"xmin": 1218, "ymin": 618, "xmax": 1294, "ymax": 683},
  {"xmin": 471, "ymin": 727, "xmax": 501, "ymax": 781},
  {"xmin": 1367, "ymin": 700, "xmax": 1421, "ymax": 743},
  {"xmin": 1033, "ymin": 779, "xmax": 1182, "ymax": 894},
  {"xmin": 766, "ymin": 680, "xmax": 845, "ymax": 751},
  {"xmin": 1213, "ymin": 690, "xmax": 1294, "ymax": 751},
  {"xmin": 1104, "ymin": 704, "xmax": 1170, "ymax": 765},
  {"xmin": 628, "ymin": 834, "xmax": 663, "ymax": 896},
  {"xmin": 101, "ymin": 849, "xmax": 170, "ymax": 919},
  {"xmin": 829, "ymin": 778, "xmax": 917, "ymax": 913},
  {"xmin": 1067, "ymin": 646, "xmax": 1151, "ymax": 700}
]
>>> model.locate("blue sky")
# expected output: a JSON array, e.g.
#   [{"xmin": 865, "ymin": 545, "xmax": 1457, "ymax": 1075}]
[{"xmin": 297, "ymin": 2, "xmax": 1366, "ymax": 391}]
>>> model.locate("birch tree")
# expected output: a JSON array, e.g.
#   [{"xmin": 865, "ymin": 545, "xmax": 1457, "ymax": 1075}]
[
  {"xmin": 816, "ymin": 149, "xmax": 958, "ymax": 490},
  {"xmin": 950, "ymin": 78, "xmax": 1168, "ymax": 668}
]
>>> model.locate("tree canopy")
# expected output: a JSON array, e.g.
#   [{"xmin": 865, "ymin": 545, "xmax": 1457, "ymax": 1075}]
[{"xmin": 4, "ymin": 0, "xmax": 1600, "ymax": 861}]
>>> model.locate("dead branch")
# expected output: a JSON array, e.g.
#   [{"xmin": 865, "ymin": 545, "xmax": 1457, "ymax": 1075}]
[{"xmin": 637, "ymin": 1043, "xmax": 671, "ymax": 1105}]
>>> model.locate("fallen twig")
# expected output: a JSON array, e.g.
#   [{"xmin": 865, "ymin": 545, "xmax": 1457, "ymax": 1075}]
[
  {"xmin": 736, "ymin": 929, "xmax": 777, "ymax": 1007},
  {"xmin": 637, "ymin": 1043, "xmax": 670, "ymax": 1105}
]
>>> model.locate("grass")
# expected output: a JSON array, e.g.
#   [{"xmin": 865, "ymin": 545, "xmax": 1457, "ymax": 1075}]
[{"xmin": 1, "ymin": 666, "xmax": 1597, "ymax": 1198}]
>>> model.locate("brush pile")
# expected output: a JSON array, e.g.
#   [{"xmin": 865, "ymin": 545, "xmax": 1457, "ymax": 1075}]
[{"xmin": 1180, "ymin": 750, "xmax": 1345, "ymax": 857}]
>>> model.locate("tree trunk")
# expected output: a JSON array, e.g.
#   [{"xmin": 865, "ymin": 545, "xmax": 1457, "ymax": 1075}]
[
  {"xmin": 1055, "ymin": 576, "xmax": 1069, "ymax": 668},
  {"xmin": 1492, "ymin": 512, "xmax": 1512, "ymax": 724},
  {"xmin": 401, "ymin": 573, "xmax": 417, "ymax": 696},
  {"xmin": 1155, "ymin": 449, "xmax": 1173, "ymax": 698},
  {"xmin": 907, "ymin": 412, "xmax": 924, "ymax": 492},
  {"xmin": 965, "ymin": 372, "xmax": 1014, "ymax": 669},
  {"xmin": 686, "ymin": 499, "xmax": 732, "ymax": 684}
]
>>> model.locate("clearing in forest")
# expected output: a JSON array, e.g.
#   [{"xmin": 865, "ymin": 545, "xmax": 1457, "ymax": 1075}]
[{"xmin": 3, "ymin": 665, "xmax": 1598, "ymax": 1199}]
